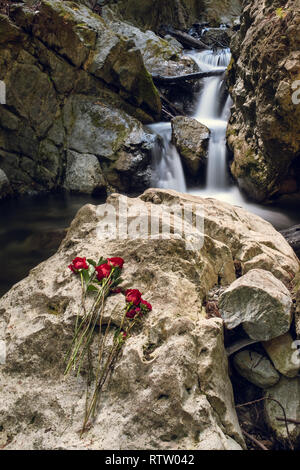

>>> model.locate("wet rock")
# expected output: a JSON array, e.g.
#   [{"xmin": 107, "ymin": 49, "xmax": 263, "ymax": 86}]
[
  {"xmin": 171, "ymin": 116, "xmax": 210, "ymax": 176},
  {"xmin": 264, "ymin": 376, "xmax": 300, "ymax": 447},
  {"xmin": 0, "ymin": 169, "xmax": 12, "ymax": 200},
  {"xmin": 101, "ymin": 15, "xmax": 196, "ymax": 76},
  {"xmin": 62, "ymin": 95, "xmax": 155, "ymax": 193},
  {"xmin": 263, "ymin": 333, "xmax": 300, "ymax": 379},
  {"xmin": 201, "ymin": 27, "xmax": 232, "ymax": 48},
  {"xmin": 104, "ymin": 0, "xmax": 203, "ymax": 33},
  {"xmin": 233, "ymin": 350, "xmax": 280, "ymax": 388},
  {"xmin": 227, "ymin": 0, "xmax": 300, "ymax": 202},
  {"xmin": 0, "ymin": 189, "xmax": 259, "ymax": 450},
  {"xmin": 281, "ymin": 225, "xmax": 300, "ymax": 259},
  {"xmin": 64, "ymin": 151, "xmax": 106, "ymax": 195},
  {"xmin": 0, "ymin": 0, "xmax": 161, "ymax": 199},
  {"xmin": 1, "ymin": 188, "xmax": 299, "ymax": 449},
  {"xmin": 219, "ymin": 269, "xmax": 293, "ymax": 341}
]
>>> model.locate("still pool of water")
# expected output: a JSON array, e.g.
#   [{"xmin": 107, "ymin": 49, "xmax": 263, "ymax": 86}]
[{"xmin": 0, "ymin": 192, "xmax": 105, "ymax": 297}]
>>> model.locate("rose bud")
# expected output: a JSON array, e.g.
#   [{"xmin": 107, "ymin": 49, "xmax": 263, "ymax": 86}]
[
  {"xmin": 95, "ymin": 263, "xmax": 112, "ymax": 280},
  {"xmin": 107, "ymin": 257, "xmax": 124, "ymax": 269},
  {"xmin": 126, "ymin": 308, "xmax": 137, "ymax": 319},
  {"xmin": 125, "ymin": 289, "xmax": 142, "ymax": 306},
  {"xmin": 68, "ymin": 257, "xmax": 89, "ymax": 273}
]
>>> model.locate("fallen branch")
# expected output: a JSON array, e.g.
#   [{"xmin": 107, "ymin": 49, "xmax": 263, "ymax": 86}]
[
  {"xmin": 158, "ymin": 91, "xmax": 184, "ymax": 117},
  {"xmin": 152, "ymin": 69, "xmax": 226, "ymax": 85},
  {"xmin": 236, "ymin": 397, "xmax": 294, "ymax": 450},
  {"xmin": 276, "ymin": 417, "xmax": 300, "ymax": 425},
  {"xmin": 168, "ymin": 29, "xmax": 210, "ymax": 50},
  {"xmin": 241, "ymin": 430, "xmax": 269, "ymax": 451}
]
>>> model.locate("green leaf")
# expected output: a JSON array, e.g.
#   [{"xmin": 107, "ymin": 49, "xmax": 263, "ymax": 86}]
[
  {"xmin": 97, "ymin": 256, "xmax": 106, "ymax": 266},
  {"xmin": 114, "ymin": 328, "xmax": 121, "ymax": 339},
  {"xmin": 87, "ymin": 284, "xmax": 98, "ymax": 293},
  {"xmin": 87, "ymin": 259, "xmax": 96, "ymax": 267},
  {"xmin": 111, "ymin": 277, "xmax": 123, "ymax": 288},
  {"xmin": 112, "ymin": 266, "xmax": 121, "ymax": 278}
]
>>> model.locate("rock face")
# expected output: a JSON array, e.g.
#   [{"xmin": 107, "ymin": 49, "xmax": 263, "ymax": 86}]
[
  {"xmin": 202, "ymin": 0, "xmax": 241, "ymax": 26},
  {"xmin": 233, "ymin": 350, "xmax": 280, "ymax": 389},
  {"xmin": 263, "ymin": 333, "xmax": 300, "ymax": 379},
  {"xmin": 227, "ymin": 0, "xmax": 300, "ymax": 202},
  {"xmin": 105, "ymin": 0, "xmax": 242, "ymax": 32},
  {"xmin": 281, "ymin": 225, "xmax": 300, "ymax": 259},
  {"xmin": 171, "ymin": 116, "xmax": 210, "ymax": 176},
  {"xmin": 101, "ymin": 12, "xmax": 197, "ymax": 76},
  {"xmin": 0, "ymin": 188, "xmax": 299, "ymax": 450},
  {"xmin": 219, "ymin": 269, "xmax": 293, "ymax": 341},
  {"xmin": 105, "ymin": 0, "xmax": 204, "ymax": 33},
  {"xmin": 0, "ymin": 168, "xmax": 12, "ymax": 200},
  {"xmin": 0, "ymin": 0, "xmax": 161, "ymax": 198},
  {"xmin": 264, "ymin": 377, "xmax": 300, "ymax": 447}
]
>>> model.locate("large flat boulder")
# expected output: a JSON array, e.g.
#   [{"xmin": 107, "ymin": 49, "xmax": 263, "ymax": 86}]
[
  {"xmin": 219, "ymin": 269, "xmax": 293, "ymax": 341},
  {"xmin": 0, "ymin": 189, "xmax": 299, "ymax": 449}
]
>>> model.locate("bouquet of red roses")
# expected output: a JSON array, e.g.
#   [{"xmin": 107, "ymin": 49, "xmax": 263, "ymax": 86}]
[{"xmin": 65, "ymin": 255, "xmax": 152, "ymax": 434}]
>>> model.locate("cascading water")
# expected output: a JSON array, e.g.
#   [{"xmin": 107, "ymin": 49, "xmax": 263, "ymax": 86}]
[
  {"xmin": 190, "ymin": 48, "xmax": 232, "ymax": 190},
  {"xmin": 149, "ymin": 122, "xmax": 187, "ymax": 192},
  {"xmin": 150, "ymin": 45, "xmax": 295, "ymax": 229}
]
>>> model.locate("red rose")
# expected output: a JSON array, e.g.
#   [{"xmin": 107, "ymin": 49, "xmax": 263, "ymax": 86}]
[
  {"xmin": 125, "ymin": 289, "xmax": 142, "ymax": 306},
  {"xmin": 141, "ymin": 299, "xmax": 152, "ymax": 311},
  {"xmin": 107, "ymin": 257, "xmax": 124, "ymax": 269},
  {"xmin": 126, "ymin": 307, "xmax": 141, "ymax": 319},
  {"xmin": 126, "ymin": 308, "xmax": 137, "ymax": 319},
  {"xmin": 68, "ymin": 257, "xmax": 89, "ymax": 273},
  {"xmin": 95, "ymin": 263, "xmax": 111, "ymax": 280}
]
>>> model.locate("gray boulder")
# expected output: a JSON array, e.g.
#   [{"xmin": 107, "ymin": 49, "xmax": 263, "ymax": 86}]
[
  {"xmin": 64, "ymin": 151, "xmax": 106, "ymax": 195},
  {"xmin": 219, "ymin": 269, "xmax": 293, "ymax": 341},
  {"xmin": 171, "ymin": 116, "xmax": 210, "ymax": 176},
  {"xmin": 263, "ymin": 333, "xmax": 300, "ymax": 378},
  {"xmin": 264, "ymin": 376, "xmax": 300, "ymax": 447},
  {"xmin": 233, "ymin": 350, "xmax": 280, "ymax": 388}
]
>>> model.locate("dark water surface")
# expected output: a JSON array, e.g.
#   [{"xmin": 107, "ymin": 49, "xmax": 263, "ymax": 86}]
[{"xmin": 0, "ymin": 192, "xmax": 105, "ymax": 297}]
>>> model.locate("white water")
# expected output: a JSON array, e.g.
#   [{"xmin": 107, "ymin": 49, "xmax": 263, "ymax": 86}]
[
  {"xmin": 149, "ymin": 122, "xmax": 187, "ymax": 192},
  {"xmin": 150, "ymin": 48, "xmax": 296, "ymax": 230}
]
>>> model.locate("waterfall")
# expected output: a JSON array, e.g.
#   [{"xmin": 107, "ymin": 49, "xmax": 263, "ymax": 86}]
[
  {"xmin": 150, "ymin": 48, "xmax": 231, "ymax": 193},
  {"xmin": 149, "ymin": 122, "xmax": 187, "ymax": 192},
  {"xmin": 191, "ymin": 48, "xmax": 232, "ymax": 190},
  {"xmin": 149, "ymin": 45, "xmax": 293, "ymax": 229}
]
